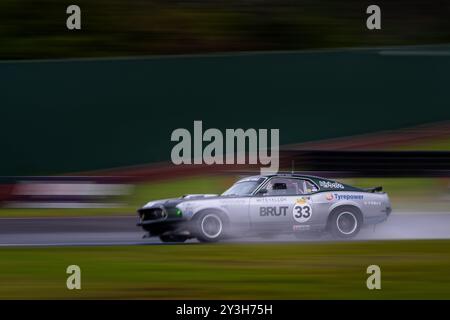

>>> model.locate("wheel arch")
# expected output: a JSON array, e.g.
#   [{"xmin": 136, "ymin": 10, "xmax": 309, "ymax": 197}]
[
  {"xmin": 326, "ymin": 204, "xmax": 363, "ymax": 230},
  {"xmin": 192, "ymin": 207, "xmax": 230, "ymax": 224}
]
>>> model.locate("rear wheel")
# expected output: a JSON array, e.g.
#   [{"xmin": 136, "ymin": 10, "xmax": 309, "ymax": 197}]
[
  {"xmin": 329, "ymin": 207, "xmax": 361, "ymax": 239},
  {"xmin": 193, "ymin": 212, "xmax": 227, "ymax": 243},
  {"xmin": 159, "ymin": 235, "xmax": 188, "ymax": 243}
]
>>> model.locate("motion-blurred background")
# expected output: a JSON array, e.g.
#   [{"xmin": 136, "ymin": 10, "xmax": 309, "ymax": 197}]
[
  {"xmin": 1, "ymin": 0, "xmax": 449, "ymax": 216},
  {"xmin": 1, "ymin": 0, "xmax": 450, "ymax": 299}
]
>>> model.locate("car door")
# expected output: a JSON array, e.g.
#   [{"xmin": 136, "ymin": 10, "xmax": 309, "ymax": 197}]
[
  {"xmin": 248, "ymin": 177, "xmax": 296, "ymax": 231},
  {"xmin": 249, "ymin": 177, "xmax": 318, "ymax": 232}
]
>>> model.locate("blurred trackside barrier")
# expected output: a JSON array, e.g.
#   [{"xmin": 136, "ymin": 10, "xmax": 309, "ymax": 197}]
[
  {"xmin": 0, "ymin": 176, "xmax": 131, "ymax": 209},
  {"xmin": 1, "ymin": 48, "xmax": 450, "ymax": 176},
  {"xmin": 279, "ymin": 150, "xmax": 450, "ymax": 178},
  {"xmin": 2, "ymin": 149, "xmax": 450, "ymax": 207},
  {"xmin": 80, "ymin": 150, "xmax": 450, "ymax": 180}
]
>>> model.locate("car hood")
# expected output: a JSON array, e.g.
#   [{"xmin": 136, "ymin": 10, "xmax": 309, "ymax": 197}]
[{"xmin": 141, "ymin": 194, "xmax": 221, "ymax": 209}]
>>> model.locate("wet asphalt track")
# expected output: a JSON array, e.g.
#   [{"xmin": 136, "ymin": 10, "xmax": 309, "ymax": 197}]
[{"xmin": 0, "ymin": 212, "xmax": 449, "ymax": 247}]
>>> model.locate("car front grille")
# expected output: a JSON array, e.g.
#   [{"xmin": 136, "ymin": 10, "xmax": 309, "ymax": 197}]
[{"xmin": 139, "ymin": 207, "xmax": 167, "ymax": 221}]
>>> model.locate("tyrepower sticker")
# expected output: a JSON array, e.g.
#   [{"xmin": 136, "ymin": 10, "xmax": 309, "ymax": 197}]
[
  {"xmin": 333, "ymin": 194, "xmax": 364, "ymax": 200},
  {"xmin": 327, "ymin": 193, "xmax": 364, "ymax": 201},
  {"xmin": 293, "ymin": 198, "xmax": 312, "ymax": 223}
]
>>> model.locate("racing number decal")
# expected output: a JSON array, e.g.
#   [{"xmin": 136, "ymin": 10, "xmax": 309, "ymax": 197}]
[
  {"xmin": 293, "ymin": 199, "xmax": 312, "ymax": 223},
  {"xmin": 293, "ymin": 204, "xmax": 311, "ymax": 222},
  {"xmin": 294, "ymin": 205, "xmax": 310, "ymax": 219}
]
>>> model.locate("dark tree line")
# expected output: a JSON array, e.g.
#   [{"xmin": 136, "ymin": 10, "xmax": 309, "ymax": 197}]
[{"xmin": 0, "ymin": 0, "xmax": 449, "ymax": 59}]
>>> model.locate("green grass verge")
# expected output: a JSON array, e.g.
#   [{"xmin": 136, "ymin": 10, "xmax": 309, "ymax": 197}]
[
  {"xmin": 393, "ymin": 136, "xmax": 450, "ymax": 151},
  {"xmin": 1, "ymin": 240, "xmax": 450, "ymax": 299}
]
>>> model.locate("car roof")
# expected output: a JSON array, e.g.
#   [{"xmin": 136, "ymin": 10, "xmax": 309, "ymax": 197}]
[
  {"xmin": 236, "ymin": 173, "xmax": 362, "ymax": 192},
  {"xmin": 241, "ymin": 173, "xmax": 328, "ymax": 180}
]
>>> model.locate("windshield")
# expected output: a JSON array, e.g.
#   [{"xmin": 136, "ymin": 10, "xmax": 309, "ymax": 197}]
[{"xmin": 222, "ymin": 178, "xmax": 265, "ymax": 196}]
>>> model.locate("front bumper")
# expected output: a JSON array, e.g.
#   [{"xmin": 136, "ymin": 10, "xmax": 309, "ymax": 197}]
[
  {"xmin": 137, "ymin": 206, "xmax": 189, "ymax": 235},
  {"xmin": 137, "ymin": 218, "xmax": 189, "ymax": 236}
]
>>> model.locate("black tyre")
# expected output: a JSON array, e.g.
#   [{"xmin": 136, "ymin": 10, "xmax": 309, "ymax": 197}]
[
  {"xmin": 329, "ymin": 207, "xmax": 361, "ymax": 239},
  {"xmin": 193, "ymin": 212, "xmax": 227, "ymax": 243},
  {"xmin": 159, "ymin": 235, "xmax": 187, "ymax": 243}
]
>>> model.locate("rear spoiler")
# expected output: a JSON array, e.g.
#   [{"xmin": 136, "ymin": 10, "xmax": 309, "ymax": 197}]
[{"xmin": 363, "ymin": 186, "xmax": 383, "ymax": 193}]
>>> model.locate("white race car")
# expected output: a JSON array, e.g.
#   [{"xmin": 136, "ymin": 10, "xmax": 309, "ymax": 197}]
[{"xmin": 137, "ymin": 174, "xmax": 391, "ymax": 242}]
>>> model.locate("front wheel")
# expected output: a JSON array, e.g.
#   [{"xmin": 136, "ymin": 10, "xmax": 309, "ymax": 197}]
[
  {"xmin": 193, "ymin": 212, "xmax": 227, "ymax": 243},
  {"xmin": 329, "ymin": 207, "xmax": 361, "ymax": 239}
]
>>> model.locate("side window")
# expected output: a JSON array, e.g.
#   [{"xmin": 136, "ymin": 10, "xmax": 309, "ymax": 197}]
[
  {"xmin": 263, "ymin": 178, "xmax": 317, "ymax": 196},
  {"xmin": 303, "ymin": 180, "xmax": 319, "ymax": 194}
]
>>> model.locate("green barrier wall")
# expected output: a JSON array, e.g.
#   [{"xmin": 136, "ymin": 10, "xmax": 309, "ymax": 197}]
[{"xmin": 1, "ymin": 48, "xmax": 450, "ymax": 175}]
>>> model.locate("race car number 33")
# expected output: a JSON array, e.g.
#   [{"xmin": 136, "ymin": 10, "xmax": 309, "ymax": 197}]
[{"xmin": 293, "ymin": 199, "xmax": 312, "ymax": 223}]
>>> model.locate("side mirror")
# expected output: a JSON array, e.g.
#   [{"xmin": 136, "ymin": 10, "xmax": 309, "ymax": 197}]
[{"xmin": 256, "ymin": 189, "xmax": 268, "ymax": 196}]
